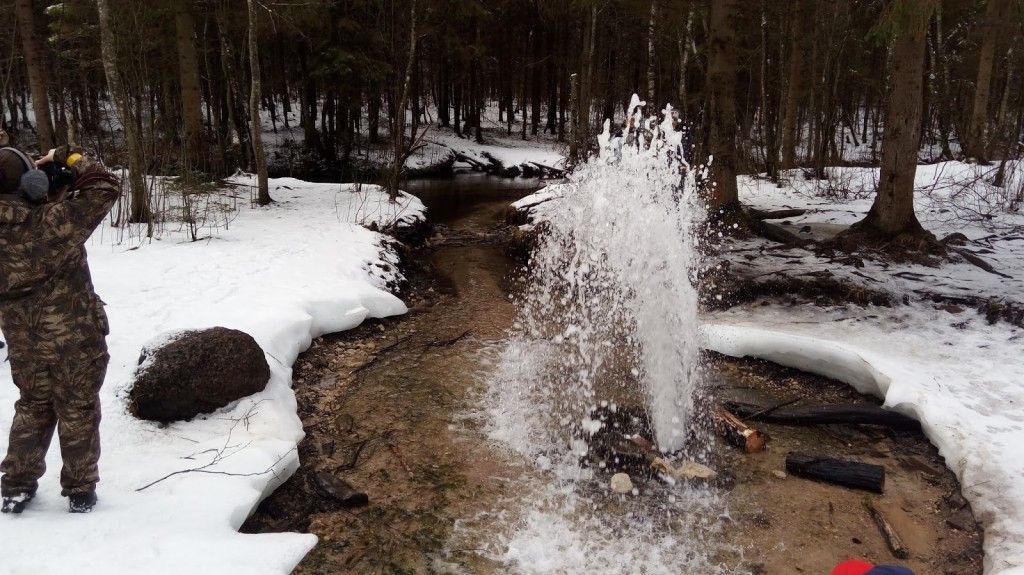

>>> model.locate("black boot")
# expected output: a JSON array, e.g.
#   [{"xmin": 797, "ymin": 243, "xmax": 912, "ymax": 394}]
[
  {"xmin": 1, "ymin": 492, "xmax": 35, "ymax": 514},
  {"xmin": 68, "ymin": 491, "xmax": 97, "ymax": 513}
]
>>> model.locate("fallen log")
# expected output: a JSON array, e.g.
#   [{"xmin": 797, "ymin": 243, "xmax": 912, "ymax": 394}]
[
  {"xmin": 529, "ymin": 161, "xmax": 567, "ymax": 178},
  {"xmin": 714, "ymin": 408, "xmax": 768, "ymax": 453},
  {"xmin": 865, "ymin": 499, "xmax": 910, "ymax": 559},
  {"xmin": 749, "ymin": 208, "xmax": 808, "ymax": 220},
  {"xmin": 451, "ymin": 151, "xmax": 489, "ymax": 172},
  {"xmin": 786, "ymin": 452, "xmax": 885, "ymax": 493},
  {"xmin": 723, "ymin": 401, "xmax": 920, "ymax": 431}
]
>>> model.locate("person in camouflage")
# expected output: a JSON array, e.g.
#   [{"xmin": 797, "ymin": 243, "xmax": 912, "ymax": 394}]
[{"xmin": 0, "ymin": 145, "xmax": 120, "ymax": 513}]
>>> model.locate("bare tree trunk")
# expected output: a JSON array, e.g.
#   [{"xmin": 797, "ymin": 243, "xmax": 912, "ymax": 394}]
[
  {"xmin": 647, "ymin": 0, "xmax": 657, "ymax": 106},
  {"xmin": 569, "ymin": 5, "xmax": 598, "ymax": 168},
  {"xmin": 847, "ymin": 0, "xmax": 936, "ymax": 242},
  {"xmin": 930, "ymin": 6, "xmax": 955, "ymax": 160},
  {"xmin": 175, "ymin": 0, "xmax": 206, "ymax": 171},
  {"xmin": 388, "ymin": 0, "xmax": 418, "ymax": 200},
  {"xmin": 760, "ymin": 0, "xmax": 778, "ymax": 181},
  {"xmin": 677, "ymin": 7, "xmax": 694, "ymax": 119},
  {"xmin": 707, "ymin": 0, "xmax": 741, "ymax": 210},
  {"xmin": 246, "ymin": 0, "xmax": 271, "ymax": 205},
  {"xmin": 96, "ymin": 0, "xmax": 152, "ymax": 233},
  {"xmin": 14, "ymin": 0, "xmax": 55, "ymax": 150},
  {"xmin": 966, "ymin": 0, "xmax": 1004, "ymax": 162},
  {"xmin": 780, "ymin": 0, "xmax": 804, "ymax": 170}
]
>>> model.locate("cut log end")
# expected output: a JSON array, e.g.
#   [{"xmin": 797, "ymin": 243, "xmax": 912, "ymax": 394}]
[{"xmin": 714, "ymin": 408, "xmax": 769, "ymax": 453}]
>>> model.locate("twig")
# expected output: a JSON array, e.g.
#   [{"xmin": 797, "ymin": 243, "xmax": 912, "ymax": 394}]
[
  {"xmin": 385, "ymin": 435, "xmax": 414, "ymax": 478},
  {"xmin": 352, "ymin": 334, "xmax": 415, "ymax": 374},
  {"xmin": 864, "ymin": 499, "xmax": 910, "ymax": 560},
  {"xmin": 740, "ymin": 397, "xmax": 801, "ymax": 422},
  {"xmin": 137, "ymin": 447, "xmax": 294, "ymax": 492},
  {"xmin": 137, "ymin": 409, "xmax": 289, "ymax": 492}
]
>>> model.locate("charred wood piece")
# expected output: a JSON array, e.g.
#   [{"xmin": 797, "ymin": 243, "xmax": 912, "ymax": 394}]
[
  {"xmin": 786, "ymin": 452, "xmax": 885, "ymax": 493},
  {"xmin": 724, "ymin": 401, "xmax": 920, "ymax": 431}
]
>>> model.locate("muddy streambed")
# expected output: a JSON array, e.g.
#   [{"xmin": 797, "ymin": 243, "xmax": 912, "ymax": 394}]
[{"xmin": 242, "ymin": 175, "xmax": 982, "ymax": 574}]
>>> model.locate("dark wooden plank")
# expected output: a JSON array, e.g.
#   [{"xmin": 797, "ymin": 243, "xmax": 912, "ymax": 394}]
[
  {"xmin": 724, "ymin": 401, "xmax": 920, "ymax": 431},
  {"xmin": 786, "ymin": 452, "xmax": 885, "ymax": 493}
]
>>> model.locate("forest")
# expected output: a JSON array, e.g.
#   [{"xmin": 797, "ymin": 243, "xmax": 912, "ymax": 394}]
[{"xmin": 2, "ymin": 0, "xmax": 1022, "ymax": 220}]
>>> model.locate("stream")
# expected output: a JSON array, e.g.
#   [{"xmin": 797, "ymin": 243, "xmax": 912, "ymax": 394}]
[{"xmin": 243, "ymin": 174, "xmax": 983, "ymax": 574}]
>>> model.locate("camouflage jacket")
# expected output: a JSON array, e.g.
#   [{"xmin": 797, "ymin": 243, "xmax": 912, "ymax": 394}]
[{"xmin": 0, "ymin": 148, "xmax": 121, "ymax": 363}]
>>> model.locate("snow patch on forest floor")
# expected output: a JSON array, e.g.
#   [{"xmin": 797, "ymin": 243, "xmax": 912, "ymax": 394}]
[
  {"xmin": 0, "ymin": 178, "xmax": 425, "ymax": 574},
  {"xmin": 261, "ymin": 104, "xmax": 565, "ymax": 178},
  {"xmin": 728, "ymin": 161, "xmax": 1023, "ymax": 307},
  {"xmin": 512, "ymin": 160, "xmax": 1024, "ymax": 574},
  {"xmin": 412, "ymin": 125, "xmax": 565, "ymax": 173}
]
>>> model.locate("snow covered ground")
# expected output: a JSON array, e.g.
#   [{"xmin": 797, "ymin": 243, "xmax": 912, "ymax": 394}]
[
  {"xmin": 512, "ymin": 160, "xmax": 1024, "ymax": 574},
  {"xmin": 729, "ymin": 162, "xmax": 1023, "ymax": 307},
  {"xmin": 0, "ymin": 177, "xmax": 424, "ymax": 574}
]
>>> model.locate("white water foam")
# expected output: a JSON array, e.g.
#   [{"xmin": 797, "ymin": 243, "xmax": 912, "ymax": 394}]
[{"xmin": 480, "ymin": 97, "xmax": 730, "ymax": 573}]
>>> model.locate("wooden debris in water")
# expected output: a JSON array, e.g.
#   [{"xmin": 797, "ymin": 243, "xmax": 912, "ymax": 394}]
[
  {"xmin": 785, "ymin": 453, "xmax": 885, "ymax": 493},
  {"xmin": 724, "ymin": 401, "xmax": 920, "ymax": 431},
  {"xmin": 714, "ymin": 407, "xmax": 768, "ymax": 453},
  {"xmin": 651, "ymin": 458, "xmax": 717, "ymax": 481},
  {"xmin": 865, "ymin": 499, "xmax": 910, "ymax": 559}
]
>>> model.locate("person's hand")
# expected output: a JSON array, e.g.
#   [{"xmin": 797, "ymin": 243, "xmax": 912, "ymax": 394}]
[{"xmin": 35, "ymin": 148, "xmax": 57, "ymax": 167}]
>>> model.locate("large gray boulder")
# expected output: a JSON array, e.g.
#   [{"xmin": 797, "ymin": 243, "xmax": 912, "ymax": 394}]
[{"xmin": 129, "ymin": 327, "xmax": 270, "ymax": 423}]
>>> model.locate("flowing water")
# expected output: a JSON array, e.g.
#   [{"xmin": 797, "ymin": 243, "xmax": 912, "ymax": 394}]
[
  {"xmin": 245, "ymin": 164, "xmax": 983, "ymax": 574},
  {"xmin": 467, "ymin": 105, "xmax": 737, "ymax": 573}
]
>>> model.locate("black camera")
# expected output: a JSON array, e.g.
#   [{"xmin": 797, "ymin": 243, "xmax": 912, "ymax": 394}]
[{"xmin": 41, "ymin": 162, "xmax": 74, "ymax": 192}]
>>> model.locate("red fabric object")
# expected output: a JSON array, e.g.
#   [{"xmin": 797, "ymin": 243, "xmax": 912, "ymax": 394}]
[{"xmin": 831, "ymin": 560, "xmax": 876, "ymax": 575}]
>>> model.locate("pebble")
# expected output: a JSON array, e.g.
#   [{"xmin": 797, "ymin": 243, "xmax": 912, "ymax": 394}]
[
  {"xmin": 772, "ymin": 470, "xmax": 788, "ymax": 479},
  {"xmin": 610, "ymin": 473, "xmax": 634, "ymax": 494},
  {"xmin": 652, "ymin": 458, "xmax": 716, "ymax": 481}
]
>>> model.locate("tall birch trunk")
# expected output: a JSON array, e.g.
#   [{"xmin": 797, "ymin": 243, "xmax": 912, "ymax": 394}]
[{"xmin": 246, "ymin": 0, "xmax": 271, "ymax": 205}]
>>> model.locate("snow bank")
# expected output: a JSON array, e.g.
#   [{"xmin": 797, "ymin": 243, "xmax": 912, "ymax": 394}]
[
  {"xmin": 702, "ymin": 305, "xmax": 1024, "ymax": 575},
  {"xmin": 510, "ymin": 183, "xmax": 566, "ymax": 213},
  {"xmin": 0, "ymin": 177, "xmax": 424, "ymax": 574}
]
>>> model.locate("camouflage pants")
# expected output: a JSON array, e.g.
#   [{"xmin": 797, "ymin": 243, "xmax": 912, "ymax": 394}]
[{"xmin": 1, "ymin": 351, "xmax": 108, "ymax": 497}]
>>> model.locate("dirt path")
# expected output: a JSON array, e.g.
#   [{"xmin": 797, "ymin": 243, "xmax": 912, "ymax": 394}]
[{"xmin": 244, "ymin": 180, "xmax": 983, "ymax": 574}]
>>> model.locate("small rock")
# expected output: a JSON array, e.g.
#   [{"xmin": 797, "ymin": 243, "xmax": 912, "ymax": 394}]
[
  {"xmin": 610, "ymin": 473, "xmax": 634, "ymax": 494},
  {"xmin": 946, "ymin": 507, "xmax": 976, "ymax": 531},
  {"xmin": 678, "ymin": 461, "xmax": 717, "ymax": 481},
  {"xmin": 314, "ymin": 472, "xmax": 369, "ymax": 508},
  {"xmin": 941, "ymin": 232, "xmax": 970, "ymax": 246},
  {"xmin": 651, "ymin": 458, "xmax": 716, "ymax": 481},
  {"xmin": 772, "ymin": 470, "xmax": 788, "ymax": 480}
]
